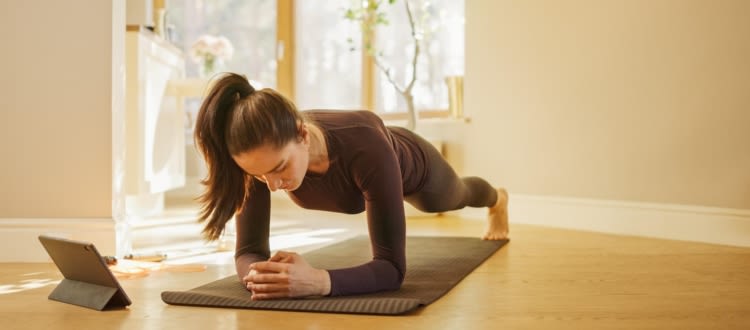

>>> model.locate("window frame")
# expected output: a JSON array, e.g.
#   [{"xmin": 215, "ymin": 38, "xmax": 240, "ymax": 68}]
[{"xmin": 277, "ymin": 0, "xmax": 456, "ymax": 119}]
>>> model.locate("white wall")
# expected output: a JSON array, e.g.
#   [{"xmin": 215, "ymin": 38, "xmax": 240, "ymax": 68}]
[
  {"xmin": 414, "ymin": 0, "xmax": 750, "ymax": 247},
  {"xmin": 0, "ymin": 0, "xmax": 126, "ymax": 260},
  {"xmin": 464, "ymin": 0, "xmax": 750, "ymax": 210}
]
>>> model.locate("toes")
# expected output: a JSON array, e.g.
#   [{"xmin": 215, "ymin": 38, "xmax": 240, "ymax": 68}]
[{"xmin": 482, "ymin": 232, "xmax": 508, "ymax": 241}]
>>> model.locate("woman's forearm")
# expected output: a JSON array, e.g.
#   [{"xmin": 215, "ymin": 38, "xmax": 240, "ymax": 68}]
[{"xmin": 327, "ymin": 258, "xmax": 403, "ymax": 296}]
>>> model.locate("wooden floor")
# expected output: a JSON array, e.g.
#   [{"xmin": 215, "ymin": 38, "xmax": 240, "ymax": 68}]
[{"xmin": 1, "ymin": 213, "xmax": 749, "ymax": 329}]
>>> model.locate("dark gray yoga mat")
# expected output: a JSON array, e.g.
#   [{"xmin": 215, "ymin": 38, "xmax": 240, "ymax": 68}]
[{"xmin": 162, "ymin": 236, "xmax": 508, "ymax": 315}]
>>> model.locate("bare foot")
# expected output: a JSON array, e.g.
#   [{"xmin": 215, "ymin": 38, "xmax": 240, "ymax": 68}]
[{"xmin": 483, "ymin": 188, "xmax": 509, "ymax": 240}]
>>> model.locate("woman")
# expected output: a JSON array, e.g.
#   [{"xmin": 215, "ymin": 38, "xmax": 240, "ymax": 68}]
[{"xmin": 195, "ymin": 73, "xmax": 509, "ymax": 300}]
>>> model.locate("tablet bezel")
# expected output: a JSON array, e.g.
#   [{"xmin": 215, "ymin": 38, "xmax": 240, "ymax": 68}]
[{"xmin": 38, "ymin": 235, "xmax": 131, "ymax": 309}]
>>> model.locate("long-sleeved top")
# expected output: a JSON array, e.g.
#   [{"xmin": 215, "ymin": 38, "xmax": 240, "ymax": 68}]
[{"xmin": 234, "ymin": 110, "xmax": 430, "ymax": 296}]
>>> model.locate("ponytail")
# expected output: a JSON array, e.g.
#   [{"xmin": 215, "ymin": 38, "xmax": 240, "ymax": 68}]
[
  {"xmin": 194, "ymin": 73, "xmax": 254, "ymax": 240},
  {"xmin": 194, "ymin": 72, "xmax": 306, "ymax": 240}
]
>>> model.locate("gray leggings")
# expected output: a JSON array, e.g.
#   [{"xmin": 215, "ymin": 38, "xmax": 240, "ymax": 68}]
[{"xmin": 400, "ymin": 129, "xmax": 498, "ymax": 213}]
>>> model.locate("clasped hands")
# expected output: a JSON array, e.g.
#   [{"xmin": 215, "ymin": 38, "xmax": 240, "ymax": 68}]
[{"xmin": 243, "ymin": 251, "xmax": 331, "ymax": 300}]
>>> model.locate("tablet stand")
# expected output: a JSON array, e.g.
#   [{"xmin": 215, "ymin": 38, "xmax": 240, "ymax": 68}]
[{"xmin": 48, "ymin": 279, "xmax": 127, "ymax": 311}]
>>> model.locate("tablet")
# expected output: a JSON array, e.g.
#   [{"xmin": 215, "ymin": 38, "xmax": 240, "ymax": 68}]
[{"xmin": 38, "ymin": 235, "xmax": 132, "ymax": 310}]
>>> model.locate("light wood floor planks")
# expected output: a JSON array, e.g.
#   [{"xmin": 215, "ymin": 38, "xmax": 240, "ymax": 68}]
[{"xmin": 1, "ymin": 214, "xmax": 749, "ymax": 329}]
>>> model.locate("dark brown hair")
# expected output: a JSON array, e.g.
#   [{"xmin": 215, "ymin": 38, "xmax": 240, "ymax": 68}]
[{"xmin": 194, "ymin": 73, "xmax": 305, "ymax": 240}]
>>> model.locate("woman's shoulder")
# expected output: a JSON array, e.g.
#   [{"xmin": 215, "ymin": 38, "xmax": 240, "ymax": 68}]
[
  {"xmin": 303, "ymin": 110, "xmax": 384, "ymax": 129},
  {"xmin": 305, "ymin": 110, "xmax": 393, "ymax": 158}
]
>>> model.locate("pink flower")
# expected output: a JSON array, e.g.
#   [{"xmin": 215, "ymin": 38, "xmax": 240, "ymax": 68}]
[{"xmin": 190, "ymin": 34, "xmax": 234, "ymax": 63}]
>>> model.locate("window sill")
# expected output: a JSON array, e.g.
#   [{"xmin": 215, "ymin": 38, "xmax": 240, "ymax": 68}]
[{"xmin": 381, "ymin": 113, "xmax": 471, "ymax": 128}]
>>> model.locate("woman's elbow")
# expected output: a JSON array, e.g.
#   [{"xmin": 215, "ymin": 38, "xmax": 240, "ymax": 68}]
[{"xmin": 388, "ymin": 263, "xmax": 406, "ymax": 291}]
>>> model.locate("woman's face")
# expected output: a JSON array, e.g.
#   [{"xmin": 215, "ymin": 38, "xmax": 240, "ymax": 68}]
[{"xmin": 232, "ymin": 136, "xmax": 310, "ymax": 192}]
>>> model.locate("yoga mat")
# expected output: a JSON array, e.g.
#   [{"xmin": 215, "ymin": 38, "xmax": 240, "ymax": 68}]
[{"xmin": 162, "ymin": 236, "xmax": 508, "ymax": 315}]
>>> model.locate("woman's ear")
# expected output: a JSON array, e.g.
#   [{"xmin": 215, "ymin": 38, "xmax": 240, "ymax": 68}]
[{"xmin": 297, "ymin": 122, "xmax": 309, "ymax": 144}]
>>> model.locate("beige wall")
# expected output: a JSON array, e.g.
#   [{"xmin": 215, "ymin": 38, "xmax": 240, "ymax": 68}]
[
  {"xmin": 463, "ymin": 0, "xmax": 750, "ymax": 210},
  {"xmin": 0, "ymin": 1, "xmax": 124, "ymax": 218}
]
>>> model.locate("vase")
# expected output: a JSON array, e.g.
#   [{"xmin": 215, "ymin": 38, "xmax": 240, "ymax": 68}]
[
  {"xmin": 445, "ymin": 75, "xmax": 464, "ymax": 119},
  {"xmin": 199, "ymin": 56, "xmax": 225, "ymax": 78}
]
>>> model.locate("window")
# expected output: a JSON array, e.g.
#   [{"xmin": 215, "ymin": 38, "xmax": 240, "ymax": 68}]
[
  {"xmin": 169, "ymin": 0, "xmax": 277, "ymax": 87},
  {"xmin": 167, "ymin": 0, "xmax": 464, "ymax": 116},
  {"xmin": 294, "ymin": 0, "xmax": 362, "ymax": 110},
  {"xmin": 373, "ymin": 0, "xmax": 465, "ymax": 114}
]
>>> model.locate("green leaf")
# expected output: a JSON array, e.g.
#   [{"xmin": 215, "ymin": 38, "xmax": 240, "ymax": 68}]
[
  {"xmin": 376, "ymin": 13, "xmax": 389, "ymax": 25},
  {"xmin": 367, "ymin": 0, "xmax": 379, "ymax": 11},
  {"xmin": 344, "ymin": 9, "xmax": 355, "ymax": 20}
]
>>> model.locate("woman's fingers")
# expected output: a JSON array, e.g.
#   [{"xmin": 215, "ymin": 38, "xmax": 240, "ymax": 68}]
[
  {"xmin": 244, "ymin": 253, "xmax": 326, "ymax": 300},
  {"xmin": 245, "ymin": 261, "xmax": 290, "ymax": 292},
  {"xmin": 245, "ymin": 272, "xmax": 289, "ymax": 292},
  {"xmin": 251, "ymin": 291, "xmax": 290, "ymax": 301},
  {"xmin": 251, "ymin": 261, "xmax": 289, "ymax": 273},
  {"xmin": 247, "ymin": 271, "xmax": 289, "ymax": 284},
  {"xmin": 248, "ymin": 282, "xmax": 289, "ymax": 294},
  {"xmin": 243, "ymin": 269, "xmax": 258, "ymax": 288},
  {"xmin": 268, "ymin": 250, "xmax": 287, "ymax": 260},
  {"xmin": 268, "ymin": 250, "xmax": 297, "ymax": 263},
  {"xmin": 247, "ymin": 281, "xmax": 293, "ymax": 300}
]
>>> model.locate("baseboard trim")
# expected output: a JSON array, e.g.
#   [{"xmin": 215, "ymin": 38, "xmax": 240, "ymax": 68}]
[
  {"xmin": 459, "ymin": 194, "xmax": 750, "ymax": 248},
  {"xmin": 0, "ymin": 218, "xmax": 119, "ymax": 262}
]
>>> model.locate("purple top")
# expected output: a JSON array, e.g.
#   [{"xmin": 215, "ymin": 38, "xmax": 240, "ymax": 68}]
[{"xmin": 234, "ymin": 110, "xmax": 429, "ymax": 296}]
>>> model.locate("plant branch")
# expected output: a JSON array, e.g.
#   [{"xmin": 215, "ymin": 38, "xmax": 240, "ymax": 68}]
[
  {"xmin": 373, "ymin": 56, "xmax": 405, "ymax": 95},
  {"xmin": 404, "ymin": 0, "xmax": 419, "ymax": 95},
  {"xmin": 344, "ymin": 0, "xmax": 421, "ymax": 128}
]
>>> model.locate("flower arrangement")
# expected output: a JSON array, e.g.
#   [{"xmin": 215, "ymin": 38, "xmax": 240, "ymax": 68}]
[{"xmin": 189, "ymin": 34, "xmax": 234, "ymax": 77}]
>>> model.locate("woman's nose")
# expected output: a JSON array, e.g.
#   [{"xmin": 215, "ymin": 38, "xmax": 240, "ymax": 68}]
[{"xmin": 264, "ymin": 174, "xmax": 281, "ymax": 191}]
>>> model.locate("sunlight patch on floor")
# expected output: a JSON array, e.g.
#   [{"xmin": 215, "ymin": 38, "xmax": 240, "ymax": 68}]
[
  {"xmin": 145, "ymin": 227, "xmax": 352, "ymax": 266},
  {"xmin": 0, "ymin": 277, "xmax": 59, "ymax": 295},
  {"xmin": 127, "ymin": 201, "xmax": 364, "ymax": 266},
  {"xmin": 269, "ymin": 228, "xmax": 349, "ymax": 251}
]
